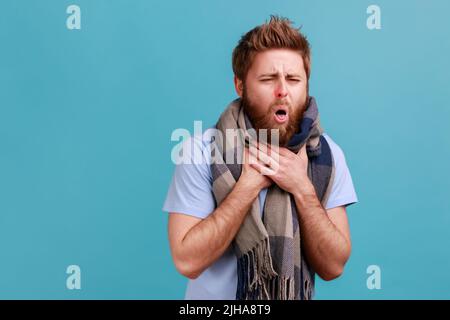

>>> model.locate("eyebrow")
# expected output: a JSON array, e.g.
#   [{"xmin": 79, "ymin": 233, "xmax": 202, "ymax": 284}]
[{"xmin": 258, "ymin": 72, "xmax": 303, "ymax": 78}]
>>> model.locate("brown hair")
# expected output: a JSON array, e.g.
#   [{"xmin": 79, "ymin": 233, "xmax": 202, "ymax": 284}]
[{"xmin": 232, "ymin": 15, "xmax": 311, "ymax": 82}]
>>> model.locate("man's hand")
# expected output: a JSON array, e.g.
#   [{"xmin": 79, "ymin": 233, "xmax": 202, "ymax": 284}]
[
  {"xmin": 239, "ymin": 147, "xmax": 273, "ymax": 191},
  {"xmin": 249, "ymin": 143, "xmax": 315, "ymax": 197}
]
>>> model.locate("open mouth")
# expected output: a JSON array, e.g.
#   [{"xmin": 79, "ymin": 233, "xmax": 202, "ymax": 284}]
[{"xmin": 274, "ymin": 107, "xmax": 288, "ymax": 124}]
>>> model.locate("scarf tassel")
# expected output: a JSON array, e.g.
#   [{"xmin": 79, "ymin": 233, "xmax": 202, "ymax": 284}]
[
  {"xmin": 301, "ymin": 259, "xmax": 315, "ymax": 300},
  {"xmin": 236, "ymin": 238, "xmax": 299, "ymax": 300}
]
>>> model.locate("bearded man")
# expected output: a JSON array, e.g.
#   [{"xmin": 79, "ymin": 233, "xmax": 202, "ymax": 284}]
[{"xmin": 163, "ymin": 16, "xmax": 358, "ymax": 300}]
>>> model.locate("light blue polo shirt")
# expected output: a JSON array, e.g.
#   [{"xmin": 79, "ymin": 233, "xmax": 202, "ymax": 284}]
[{"xmin": 163, "ymin": 131, "xmax": 358, "ymax": 300}]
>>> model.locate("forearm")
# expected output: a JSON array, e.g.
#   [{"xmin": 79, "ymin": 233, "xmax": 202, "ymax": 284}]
[
  {"xmin": 293, "ymin": 184, "xmax": 351, "ymax": 280},
  {"xmin": 180, "ymin": 179, "xmax": 259, "ymax": 277}
]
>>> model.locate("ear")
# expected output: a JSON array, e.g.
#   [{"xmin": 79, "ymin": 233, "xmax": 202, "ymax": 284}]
[{"xmin": 234, "ymin": 76, "xmax": 244, "ymax": 97}]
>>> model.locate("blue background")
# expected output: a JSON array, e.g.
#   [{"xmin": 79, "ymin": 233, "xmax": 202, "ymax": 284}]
[{"xmin": 1, "ymin": 0, "xmax": 449, "ymax": 299}]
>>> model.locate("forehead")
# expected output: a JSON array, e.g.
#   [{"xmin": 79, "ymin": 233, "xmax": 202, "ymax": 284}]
[{"xmin": 249, "ymin": 49, "xmax": 305, "ymax": 74}]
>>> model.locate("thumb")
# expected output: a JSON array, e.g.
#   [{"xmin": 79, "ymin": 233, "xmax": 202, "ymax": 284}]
[{"xmin": 299, "ymin": 143, "xmax": 307, "ymax": 158}]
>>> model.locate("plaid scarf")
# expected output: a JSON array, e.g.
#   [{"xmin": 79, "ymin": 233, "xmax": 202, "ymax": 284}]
[{"xmin": 210, "ymin": 96, "xmax": 335, "ymax": 300}]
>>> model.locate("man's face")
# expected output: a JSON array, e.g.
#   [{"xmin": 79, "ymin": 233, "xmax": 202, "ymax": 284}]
[{"xmin": 238, "ymin": 49, "xmax": 309, "ymax": 146}]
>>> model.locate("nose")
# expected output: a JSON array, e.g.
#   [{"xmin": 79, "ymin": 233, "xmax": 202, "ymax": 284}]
[{"xmin": 274, "ymin": 79, "xmax": 288, "ymax": 99}]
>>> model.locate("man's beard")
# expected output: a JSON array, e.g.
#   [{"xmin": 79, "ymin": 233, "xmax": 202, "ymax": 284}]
[{"xmin": 241, "ymin": 90, "xmax": 307, "ymax": 147}]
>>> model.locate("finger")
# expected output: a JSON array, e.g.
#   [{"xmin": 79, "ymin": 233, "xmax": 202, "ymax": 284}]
[
  {"xmin": 250, "ymin": 145, "xmax": 280, "ymax": 171},
  {"xmin": 249, "ymin": 150, "xmax": 261, "ymax": 166},
  {"xmin": 247, "ymin": 141, "xmax": 259, "ymax": 159},
  {"xmin": 263, "ymin": 144, "xmax": 294, "ymax": 161},
  {"xmin": 298, "ymin": 143, "xmax": 307, "ymax": 157},
  {"xmin": 250, "ymin": 160, "xmax": 277, "ymax": 176},
  {"xmin": 276, "ymin": 147, "xmax": 296, "ymax": 158},
  {"xmin": 245, "ymin": 148, "xmax": 259, "ymax": 166},
  {"xmin": 257, "ymin": 143, "xmax": 282, "ymax": 163}
]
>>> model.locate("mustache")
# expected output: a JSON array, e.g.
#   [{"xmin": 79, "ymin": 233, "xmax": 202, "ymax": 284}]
[{"xmin": 270, "ymin": 99, "xmax": 291, "ymax": 109}]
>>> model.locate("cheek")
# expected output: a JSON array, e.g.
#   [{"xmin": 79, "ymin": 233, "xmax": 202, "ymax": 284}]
[
  {"xmin": 247, "ymin": 84, "xmax": 270, "ymax": 105},
  {"xmin": 250, "ymin": 91, "xmax": 267, "ymax": 106},
  {"xmin": 293, "ymin": 85, "xmax": 308, "ymax": 103}
]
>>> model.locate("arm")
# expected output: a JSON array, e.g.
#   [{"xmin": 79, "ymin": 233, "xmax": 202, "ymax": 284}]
[
  {"xmin": 168, "ymin": 149, "xmax": 271, "ymax": 279},
  {"xmin": 292, "ymin": 185, "xmax": 351, "ymax": 280}
]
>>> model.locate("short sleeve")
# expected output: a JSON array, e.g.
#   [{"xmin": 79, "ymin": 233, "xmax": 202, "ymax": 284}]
[
  {"xmin": 323, "ymin": 134, "xmax": 358, "ymax": 210},
  {"xmin": 162, "ymin": 136, "xmax": 216, "ymax": 219}
]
